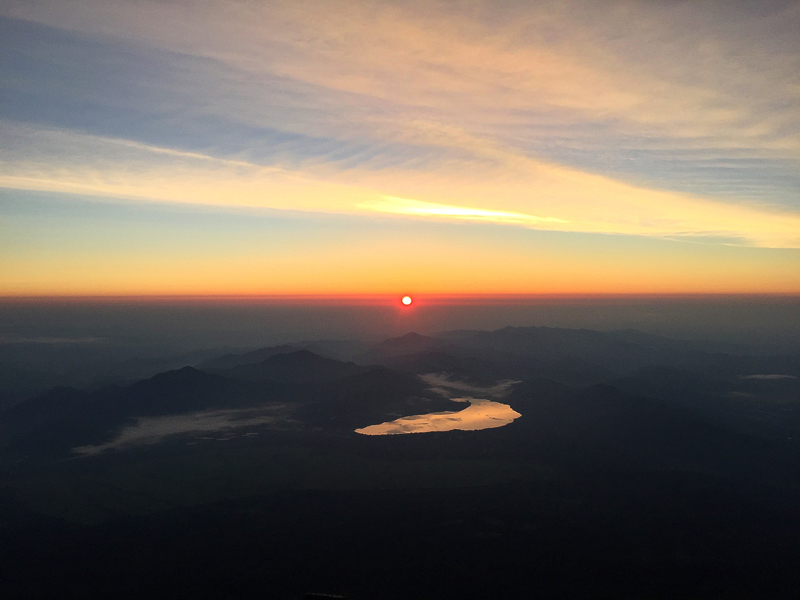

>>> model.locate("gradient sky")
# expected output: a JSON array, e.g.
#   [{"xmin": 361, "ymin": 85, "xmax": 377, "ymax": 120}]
[{"xmin": 1, "ymin": 0, "xmax": 798, "ymax": 295}]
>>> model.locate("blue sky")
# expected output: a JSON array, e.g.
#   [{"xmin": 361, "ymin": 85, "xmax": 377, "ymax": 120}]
[{"xmin": 1, "ymin": 0, "xmax": 798, "ymax": 294}]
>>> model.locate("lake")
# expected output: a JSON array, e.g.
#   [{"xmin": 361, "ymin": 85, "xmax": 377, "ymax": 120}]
[{"xmin": 355, "ymin": 396, "xmax": 521, "ymax": 435}]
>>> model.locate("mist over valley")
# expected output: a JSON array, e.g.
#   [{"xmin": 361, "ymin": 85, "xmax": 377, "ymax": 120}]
[{"xmin": 1, "ymin": 306, "xmax": 799, "ymax": 598}]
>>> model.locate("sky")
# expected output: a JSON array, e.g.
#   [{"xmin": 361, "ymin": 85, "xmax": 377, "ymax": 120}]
[{"xmin": 1, "ymin": 0, "xmax": 799, "ymax": 296}]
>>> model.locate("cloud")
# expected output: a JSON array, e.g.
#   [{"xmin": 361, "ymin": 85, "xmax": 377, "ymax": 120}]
[
  {"xmin": 365, "ymin": 196, "xmax": 567, "ymax": 226},
  {"xmin": 2, "ymin": 122, "xmax": 800, "ymax": 248},
  {"xmin": 5, "ymin": 0, "xmax": 798, "ymax": 150},
  {"xmin": 0, "ymin": 0, "xmax": 799, "ymax": 254},
  {"xmin": 71, "ymin": 407, "xmax": 289, "ymax": 455},
  {"xmin": 0, "ymin": 335, "xmax": 103, "ymax": 344}
]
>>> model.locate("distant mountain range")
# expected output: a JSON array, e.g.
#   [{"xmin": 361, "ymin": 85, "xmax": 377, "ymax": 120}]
[
  {"xmin": 2, "ymin": 326, "xmax": 799, "ymax": 599},
  {"xmin": 1, "ymin": 326, "xmax": 798, "ymax": 459},
  {"xmin": 0, "ymin": 349, "xmax": 458, "ymax": 455}
]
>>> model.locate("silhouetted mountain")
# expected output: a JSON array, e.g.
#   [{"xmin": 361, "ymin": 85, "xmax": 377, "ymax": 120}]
[
  {"xmin": 301, "ymin": 366, "xmax": 461, "ymax": 429},
  {"xmin": 198, "ymin": 340, "xmax": 368, "ymax": 370},
  {"xmin": 499, "ymin": 378, "xmax": 788, "ymax": 480},
  {"xmin": 376, "ymin": 351, "xmax": 502, "ymax": 383},
  {"xmin": 614, "ymin": 365, "xmax": 800, "ymax": 440},
  {"xmin": 2, "ymin": 325, "xmax": 800, "ymax": 600},
  {"xmin": 378, "ymin": 332, "xmax": 446, "ymax": 354},
  {"xmin": 387, "ymin": 326, "xmax": 800, "ymax": 383},
  {"xmin": 356, "ymin": 332, "xmax": 450, "ymax": 364},
  {"xmin": 197, "ymin": 344, "xmax": 300, "ymax": 370},
  {"xmin": 0, "ymin": 352, "xmax": 464, "ymax": 453},
  {"xmin": 206, "ymin": 350, "xmax": 367, "ymax": 384},
  {"xmin": 0, "ymin": 367, "xmax": 291, "ymax": 454},
  {"xmin": 0, "ymin": 341, "xmax": 227, "ymax": 410},
  {"xmin": 434, "ymin": 329, "xmax": 486, "ymax": 340},
  {"xmin": 452, "ymin": 326, "xmax": 682, "ymax": 374},
  {"xmin": 0, "ymin": 386, "xmax": 99, "ymax": 447}
]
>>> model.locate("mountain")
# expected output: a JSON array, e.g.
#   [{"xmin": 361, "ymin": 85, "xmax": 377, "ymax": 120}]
[
  {"xmin": 197, "ymin": 344, "xmax": 301, "ymax": 370},
  {"xmin": 205, "ymin": 350, "xmax": 367, "ymax": 384},
  {"xmin": 0, "ymin": 350, "xmax": 465, "ymax": 453},
  {"xmin": 5, "ymin": 326, "xmax": 798, "ymax": 461},
  {"xmin": 451, "ymin": 326, "xmax": 685, "ymax": 374},
  {"xmin": 197, "ymin": 340, "xmax": 368, "ymax": 370},
  {"xmin": 202, "ymin": 350, "xmax": 464, "ymax": 429},
  {"xmin": 2, "ymin": 326, "xmax": 799, "ymax": 600},
  {"xmin": 504, "ymin": 378, "xmax": 744, "ymax": 465},
  {"xmin": 613, "ymin": 365, "xmax": 800, "ymax": 440},
  {"xmin": 0, "ymin": 367, "xmax": 284, "ymax": 454},
  {"xmin": 300, "ymin": 365, "xmax": 458, "ymax": 429},
  {"xmin": 355, "ymin": 332, "xmax": 450, "ymax": 364},
  {"xmin": 356, "ymin": 326, "xmax": 800, "ymax": 385}
]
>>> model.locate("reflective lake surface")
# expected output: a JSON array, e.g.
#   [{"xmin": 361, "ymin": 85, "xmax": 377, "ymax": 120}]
[
  {"xmin": 356, "ymin": 374, "xmax": 521, "ymax": 436},
  {"xmin": 355, "ymin": 397, "xmax": 521, "ymax": 435}
]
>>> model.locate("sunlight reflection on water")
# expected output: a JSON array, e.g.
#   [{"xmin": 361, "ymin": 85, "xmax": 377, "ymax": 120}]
[{"xmin": 355, "ymin": 397, "xmax": 521, "ymax": 435}]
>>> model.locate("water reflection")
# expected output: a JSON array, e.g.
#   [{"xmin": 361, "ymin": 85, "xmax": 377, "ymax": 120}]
[{"xmin": 356, "ymin": 397, "xmax": 521, "ymax": 435}]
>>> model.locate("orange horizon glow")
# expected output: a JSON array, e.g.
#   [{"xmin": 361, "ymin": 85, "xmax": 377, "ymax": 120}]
[
  {"xmin": 1, "ymin": 293, "xmax": 798, "ymax": 307},
  {"xmin": 2, "ymin": 276, "xmax": 798, "ymax": 298},
  {"xmin": 1, "ymin": 1, "xmax": 799, "ymax": 299},
  {"xmin": 2, "ymin": 245, "xmax": 798, "ymax": 297}
]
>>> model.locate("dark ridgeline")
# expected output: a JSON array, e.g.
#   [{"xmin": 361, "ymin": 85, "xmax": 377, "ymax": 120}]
[
  {"xmin": 0, "ymin": 350, "xmax": 463, "ymax": 455},
  {"xmin": 0, "ymin": 326, "xmax": 798, "ymax": 599}
]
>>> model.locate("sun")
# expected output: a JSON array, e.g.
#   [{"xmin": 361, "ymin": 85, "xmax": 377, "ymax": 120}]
[{"xmin": 401, "ymin": 295, "xmax": 413, "ymax": 306}]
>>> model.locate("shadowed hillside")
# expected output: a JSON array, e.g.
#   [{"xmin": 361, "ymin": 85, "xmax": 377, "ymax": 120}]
[{"xmin": 1, "ymin": 326, "xmax": 798, "ymax": 599}]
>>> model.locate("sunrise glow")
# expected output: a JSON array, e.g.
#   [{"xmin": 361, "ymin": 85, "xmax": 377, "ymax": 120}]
[
  {"xmin": 0, "ymin": 0, "xmax": 798, "ymax": 297},
  {"xmin": 2, "ymin": 5, "xmax": 800, "ymax": 598}
]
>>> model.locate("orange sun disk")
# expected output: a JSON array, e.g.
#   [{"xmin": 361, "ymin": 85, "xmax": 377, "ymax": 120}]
[{"xmin": 401, "ymin": 296, "xmax": 413, "ymax": 306}]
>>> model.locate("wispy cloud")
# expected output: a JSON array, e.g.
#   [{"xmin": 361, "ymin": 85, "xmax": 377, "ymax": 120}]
[
  {"xmin": 6, "ymin": 0, "xmax": 797, "ymax": 152},
  {"xmin": 366, "ymin": 196, "xmax": 567, "ymax": 226},
  {"xmin": 0, "ymin": 335, "xmax": 103, "ymax": 344},
  {"xmin": 2, "ymin": 121, "xmax": 799, "ymax": 248},
  {"xmin": 1, "ymin": 0, "xmax": 799, "ymax": 293}
]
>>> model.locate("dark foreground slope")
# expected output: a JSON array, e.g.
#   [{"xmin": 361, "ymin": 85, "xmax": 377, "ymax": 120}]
[
  {"xmin": 1, "ymin": 328, "xmax": 799, "ymax": 599},
  {"xmin": 2, "ymin": 475, "xmax": 799, "ymax": 600}
]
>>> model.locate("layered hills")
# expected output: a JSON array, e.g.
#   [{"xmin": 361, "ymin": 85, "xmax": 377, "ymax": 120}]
[
  {"xmin": 2, "ymin": 326, "xmax": 799, "ymax": 599},
  {"xmin": 2, "ymin": 325, "xmax": 797, "ymax": 458}
]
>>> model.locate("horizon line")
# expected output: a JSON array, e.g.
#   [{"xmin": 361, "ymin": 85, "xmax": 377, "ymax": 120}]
[{"xmin": 1, "ymin": 293, "xmax": 798, "ymax": 306}]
